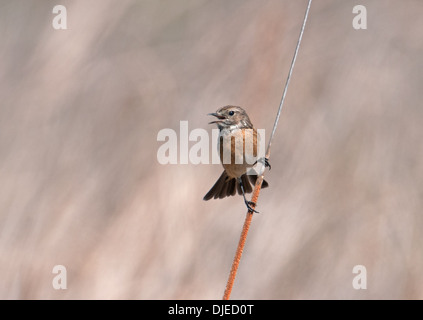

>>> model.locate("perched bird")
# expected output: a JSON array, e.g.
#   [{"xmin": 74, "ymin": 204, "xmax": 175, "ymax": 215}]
[{"xmin": 203, "ymin": 106, "xmax": 270, "ymax": 212}]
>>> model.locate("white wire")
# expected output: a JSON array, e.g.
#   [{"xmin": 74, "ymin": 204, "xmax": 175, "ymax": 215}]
[{"xmin": 266, "ymin": 0, "xmax": 313, "ymax": 158}]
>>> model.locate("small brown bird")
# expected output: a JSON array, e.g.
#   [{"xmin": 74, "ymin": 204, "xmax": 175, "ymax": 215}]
[{"xmin": 203, "ymin": 106, "xmax": 270, "ymax": 212}]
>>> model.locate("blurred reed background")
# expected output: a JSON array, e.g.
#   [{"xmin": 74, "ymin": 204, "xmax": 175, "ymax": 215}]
[{"xmin": 0, "ymin": 0, "xmax": 422, "ymax": 299}]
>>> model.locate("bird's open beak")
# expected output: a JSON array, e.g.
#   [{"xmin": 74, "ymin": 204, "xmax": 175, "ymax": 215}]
[{"xmin": 208, "ymin": 112, "xmax": 225, "ymax": 124}]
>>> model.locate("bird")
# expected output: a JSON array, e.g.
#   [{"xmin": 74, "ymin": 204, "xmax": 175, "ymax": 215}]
[{"xmin": 203, "ymin": 105, "xmax": 270, "ymax": 213}]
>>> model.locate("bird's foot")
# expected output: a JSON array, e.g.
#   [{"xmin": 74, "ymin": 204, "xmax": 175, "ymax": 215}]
[{"xmin": 244, "ymin": 199, "xmax": 259, "ymax": 214}]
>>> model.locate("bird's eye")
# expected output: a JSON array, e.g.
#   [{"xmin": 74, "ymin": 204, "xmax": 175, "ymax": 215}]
[{"xmin": 228, "ymin": 111, "xmax": 234, "ymax": 116}]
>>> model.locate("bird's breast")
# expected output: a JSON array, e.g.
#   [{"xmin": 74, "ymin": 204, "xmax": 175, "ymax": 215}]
[{"xmin": 217, "ymin": 127, "xmax": 258, "ymax": 178}]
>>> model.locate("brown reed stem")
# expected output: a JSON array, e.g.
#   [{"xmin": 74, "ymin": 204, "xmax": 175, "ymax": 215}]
[
  {"xmin": 222, "ymin": 212, "xmax": 253, "ymax": 300},
  {"xmin": 222, "ymin": 0, "xmax": 312, "ymax": 300},
  {"xmin": 222, "ymin": 181, "xmax": 263, "ymax": 300}
]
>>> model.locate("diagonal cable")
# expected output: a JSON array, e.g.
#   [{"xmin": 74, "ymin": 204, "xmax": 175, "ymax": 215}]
[{"xmin": 223, "ymin": 0, "xmax": 313, "ymax": 300}]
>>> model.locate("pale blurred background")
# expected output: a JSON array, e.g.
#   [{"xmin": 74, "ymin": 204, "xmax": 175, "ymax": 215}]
[{"xmin": 0, "ymin": 0, "xmax": 422, "ymax": 299}]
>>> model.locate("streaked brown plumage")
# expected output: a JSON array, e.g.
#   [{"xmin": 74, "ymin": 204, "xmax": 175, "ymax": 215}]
[{"xmin": 203, "ymin": 106, "xmax": 269, "ymax": 212}]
